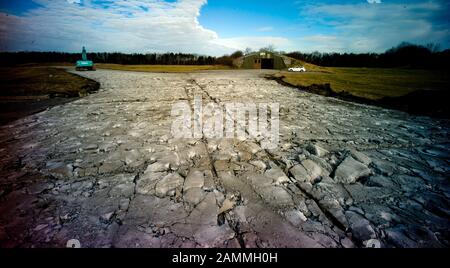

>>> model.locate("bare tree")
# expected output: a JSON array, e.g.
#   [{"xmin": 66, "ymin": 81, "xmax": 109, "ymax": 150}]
[
  {"xmin": 260, "ymin": 45, "xmax": 276, "ymax": 52},
  {"xmin": 426, "ymin": 43, "xmax": 441, "ymax": 53}
]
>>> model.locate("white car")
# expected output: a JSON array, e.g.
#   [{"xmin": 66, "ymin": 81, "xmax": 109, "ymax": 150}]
[{"xmin": 288, "ymin": 66, "xmax": 306, "ymax": 72}]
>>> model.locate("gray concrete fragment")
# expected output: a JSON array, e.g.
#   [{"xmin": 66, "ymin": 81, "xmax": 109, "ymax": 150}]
[
  {"xmin": 145, "ymin": 162, "xmax": 170, "ymax": 173},
  {"xmin": 306, "ymin": 144, "xmax": 329, "ymax": 157},
  {"xmin": 136, "ymin": 172, "xmax": 165, "ymax": 195},
  {"xmin": 184, "ymin": 188, "xmax": 206, "ymax": 205},
  {"xmin": 183, "ymin": 170, "xmax": 204, "ymax": 191},
  {"xmin": 265, "ymin": 166, "xmax": 289, "ymax": 184},
  {"xmin": 334, "ymin": 156, "xmax": 371, "ymax": 184},
  {"xmin": 345, "ymin": 211, "xmax": 376, "ymax": 242},
  {"xmin": 155, "ymin": 173, "xmax": 184, "ymax": 198}
]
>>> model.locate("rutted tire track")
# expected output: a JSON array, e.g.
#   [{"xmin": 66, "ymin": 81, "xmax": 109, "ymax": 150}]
[{"xmin": 190, "ymin": 77, "xmax": 349, "ymax": 246}]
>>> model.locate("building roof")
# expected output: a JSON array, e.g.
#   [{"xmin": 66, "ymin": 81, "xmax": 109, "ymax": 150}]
[{"xmin": 243, "ymin": 50, "xmax": 284, "ymax": 58}]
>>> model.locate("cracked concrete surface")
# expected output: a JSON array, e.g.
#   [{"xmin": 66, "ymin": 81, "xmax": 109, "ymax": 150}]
[{"xmin": 0, "ymin": 69, "xmax": 449, "ymax": 248}]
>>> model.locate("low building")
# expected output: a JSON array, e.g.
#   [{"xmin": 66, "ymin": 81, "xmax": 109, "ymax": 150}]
[{"xmin": 238, "ymin": 51, "xmax": 288, "ymax": 69}]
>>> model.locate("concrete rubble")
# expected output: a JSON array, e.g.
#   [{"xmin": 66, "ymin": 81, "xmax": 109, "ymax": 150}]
[{"xmin": 0, "ymin": 69, "xmax": 449, "ymax": 248}]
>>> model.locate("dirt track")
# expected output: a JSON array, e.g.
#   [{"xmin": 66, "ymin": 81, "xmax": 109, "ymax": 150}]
[{"xmin": 0, "ymin": 69, "xmax": 449, "ymax": 248}]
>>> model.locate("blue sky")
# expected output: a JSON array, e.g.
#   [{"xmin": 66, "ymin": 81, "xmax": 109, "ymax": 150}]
[{"xmin": 0, "ymin": 0, "xmax": 449, "ymax": 55}]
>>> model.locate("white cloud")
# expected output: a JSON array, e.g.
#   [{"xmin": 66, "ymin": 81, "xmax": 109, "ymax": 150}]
[
  {"xmin": 0, "ymin": 0, "xmax": 233, "ymax": 55},
  {"xmin": 213, "ymin": 36, "xmax": 293, "ymax": 52},
  {"xmin": 297, "ymin": 1, "xmax": 450, "ymax": 53},
  {"xmin": 1, "ymin": 0, "xmax": 448, "ymax": 55},
  {"xmin": 296, "ymin": 35, "xmax": 344, "ymax": 52},
  {"xmin": 367, "ymin": 0, "xmax": 381, "ymax": 4},
  {"xmin": 257, "ymin": 26, "xmax": 274, "ymax": 32}
]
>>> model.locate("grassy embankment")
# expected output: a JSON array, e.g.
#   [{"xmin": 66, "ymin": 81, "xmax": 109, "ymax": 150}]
[
  {"xmin": 0, "ymin": 66, "xmax": 99, "ymax": 125},
  {"xmin": 272, "ymin": 59, "xmax": 450, "ymax": 116}
]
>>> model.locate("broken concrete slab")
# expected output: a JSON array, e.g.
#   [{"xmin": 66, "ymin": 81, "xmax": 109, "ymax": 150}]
[
  {"xmin": 334, "ymin": 156, "xmax": 371, "ymax": 184},
  {"xmin": 155, "ymin": 173, "xmax": 185, "ymax": 198}
]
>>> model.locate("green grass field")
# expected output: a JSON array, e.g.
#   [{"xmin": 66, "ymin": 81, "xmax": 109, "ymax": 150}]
[
  {"xmin": 276, "ymin": 67, "xmax": 450, "ymax": 100},
  {"xmin": 96, "ymin": 63, "xmax": 231, "ymax": 73},
  {"xmin": 0, "ymin": 66, "xmax": 99, "ymax": 97}
]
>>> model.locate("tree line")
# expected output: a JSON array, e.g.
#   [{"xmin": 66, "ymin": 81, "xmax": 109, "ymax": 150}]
[
  {"xmin": 1, "ymin": 42, "xmax": 449, "ymax": 69},
  {"xmin": 285, "ymin": 43, "xmax": 450, "ymax": 69},
  {"xmin": 0, "ymin": 52, "xmax": 217, "ymax": 66}
]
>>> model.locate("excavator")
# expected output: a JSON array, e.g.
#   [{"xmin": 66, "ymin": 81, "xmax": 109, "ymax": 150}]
[{"xmin": 75, "ymin": 46, "xmax": 95, "ymax": 71}]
